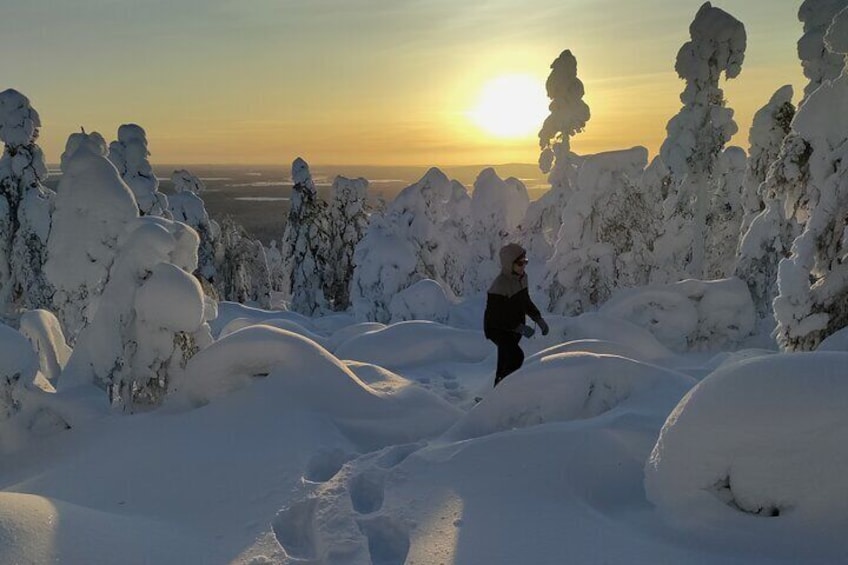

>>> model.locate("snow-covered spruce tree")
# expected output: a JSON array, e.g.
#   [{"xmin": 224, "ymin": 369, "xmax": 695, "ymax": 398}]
[
  {"xmin": 653, "ymin": 2, "xmax": 746, "ymax": 283},
  {"xmin": 264, "ymin": 240, "xmax": 286, "ymax": 293},
  {"xmin": 279, "ymin": 158, "xmax": 332, "ymax": 315},
  {"xmin": 168, "ymin": 169, "xmax": 218, "ymax": 292},
  {"xmin": 0, "ymin": 89, "xmax": 55, "ymax": 313},
  {"xmin": 738, "ymin": 86, "xmax": 795, "ymax": 240},
  {"xmin": 464, "ymin": 168, "xmax": 529, "ymax": 296},
  {"xmin": 45, "ymin": 132, "xmax": 139, "ymax": 343},
  {"xmin": 350, "ymin": 168, "xmax": 469, "ymax": 322},
  {"xmin": 704, "ymin": 146, "xmax": 746, "ymax": 279},
  {"xmin": 544, "ymin": 147, "xmax": 657, "ymax": 315},
  {"xmin": 797, "ymin": 0, "xmax": 848, "ymax": 103},
  {"xmin": 519, "ymin": 49, "xmax": 590, "ymax": 264},
  {"xmin": 108, "ymin": 124, "xmax": 169, "ymax": 217},
  {"xmin": 214, "ymin": 217, "xmax": 271, "ymax": 308},
  {"xmin": 326, "ymin": 175, "xmax": 369, "ymax": 311},
  {"xmin": 774, "ymin": 8, "xmax": 848, "ymax": 351},
  {"xmin": 61, "ymin": 217, "xmax": 213, "ymax": 411}
]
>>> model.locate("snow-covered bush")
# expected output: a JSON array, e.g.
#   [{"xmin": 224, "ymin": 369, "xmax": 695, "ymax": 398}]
[
  {"xmin": 0, "ymin": 322, "xmax": 40, "ymax": 424},
  {"xmin": 326, "ymin": 175, "xmax": 369, "ymax": 311},
  {"xmin": 775, "ymin": 8, "xmax": 848, "ymax": 351},
  {"xmin": 464, "ymin": 168, "xmax": 529, "ymax": 296},
  {"xmin": 108, "ymin": 124, "xmax": 168, "ymax": 217},
  {"xmin": 279, "ymin": 158, "xmax": 332, "ymax": 315},
  {"xmin": 45, "ymin": 132, "xmax": 140, "ymax": 342},
  {"xmin": 738, "ymin": 85, "xmax": 795, "ymax": 239},
  {"xmin": 61, "ymin": 217, "xmax": 213, "ymax": 411},
  {"xmin": 168, "ymin": 169, "xmax": 217, "ymax": 287},
  {"xmin": 0, "ymin": 89, "xmax": 54, "ymax": 313},
  {"xmin": 654, "ymin": 3, "xmax": 746, "ymax": 281},
  {"xmin": 544, "ymin": 147, "xmax": 656, "ymax": 315},
  {"xmin": 521, "ymin": 49, "xmax": 589, "ymax": 263},
  {"xmin": 646, "ymin": 352, "xmax": 848, "ymax": 522},
  {"xmin": 350, "ymin": 168, "xmax": 469, "ymax": 322},
  {"xmin": 19, "ymin": 309, "xmax": 71, "ymax": 385},
  {"xmin": 214, "ymin": 217, "xmax": 271, "ymax": 308},
  {"xmin": 599, "ymin": 278, "xmax": 755, "ymax": 352},
  {"xmin": 388, "ymin": 278, "xmax": 450, "ymax": 323},
  {"xmin": 703, "ymin": 146, "xmax": 746, "ymax": 279},
  {"xmin": 797, "ymin": 0, "xmax": 848, "ymax": 102}
]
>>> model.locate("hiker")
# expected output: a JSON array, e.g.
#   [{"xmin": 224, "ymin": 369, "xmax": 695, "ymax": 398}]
[{"xmin": 483, "ymin": 243, "xmax": 549, "ymax": 386}]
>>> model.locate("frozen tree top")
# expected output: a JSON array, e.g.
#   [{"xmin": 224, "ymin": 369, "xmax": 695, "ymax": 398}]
[
  {"xmin": 116, "ymin": 123, "xmax": 149, "ymax": 149},
  {"xmin": 798, "ymin": 0, "xmax": 848, "ymax": 98},
  {"xmin": 675, "ymin": 3, "xmax": 746, "ymax": 94},
  {"xmin": 825, "ymin": 6, "xmax": 848, "ymax": 54},
  {"xmin": 171, "ymin": 169, "xmax": 205, "ymax": 194},
  {"xmin": 538, "ymin": 49, "xmax": 590, "ymax": 150},
  {"xmin": 0, "ymin": 89, "xmax": 41, "ymax": 147},
  {"xmin": 61, "ymin": 131, "xmax": 107, "ymax": 172},
  {"xmin": 291, "ymin": 157, "xmax": 315, "ymax": 192}
]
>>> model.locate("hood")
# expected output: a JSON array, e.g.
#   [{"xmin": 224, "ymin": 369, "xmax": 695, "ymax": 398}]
[{"xmin": 499, "ymin": 243, "xmax": 526, "ymax": 275}]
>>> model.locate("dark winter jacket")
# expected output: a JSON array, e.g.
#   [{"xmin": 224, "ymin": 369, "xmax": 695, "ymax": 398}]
[{"xmin": 484, "ymin": 243, "xmax": 542, "ymax": 340}]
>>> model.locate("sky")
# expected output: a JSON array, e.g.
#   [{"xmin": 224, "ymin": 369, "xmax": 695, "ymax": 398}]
[{"xmin": 2, "ymin": 0, "xmax": 807, "ymax": 167}]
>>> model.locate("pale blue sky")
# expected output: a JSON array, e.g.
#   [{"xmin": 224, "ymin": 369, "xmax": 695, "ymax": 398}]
[{"xmin": 1, "ymin": 0, "xmax": 807, "ymax": 165}]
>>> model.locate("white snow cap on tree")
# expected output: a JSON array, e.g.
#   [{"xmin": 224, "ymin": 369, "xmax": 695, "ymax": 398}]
[
  {"xmin": 465, "ymin": 168, "xmax": 529, "ymax": 296},
  {"xmin": 326, "ymin": 175, "xmax": 369, "ymax": 311},
  {"xmin": 46, "ymin": 133, "xmax": 140, "ymax": 342},
  {"xmin": 168, "ymin": 169, "xmax": 216, "ymax": 284},
  {"xmin": 214, "ymin": 218, "xmax": 271, "ymax": 308},
  {"xmin": 775, "ymin": 7, "xmax": 848, "ymax": 351},
  {"xmin": 797, "ymin": 0, "xmax": 848, "ymax": 102},
  {"xmin": 108, "ymin": 124, "xmax": 167, "ymax": 216},
  {"xmin": 60, "ymin": 130, "xmax": 107, "ymax": 171},
  {"xmin": 0, "ymin": 89, "xmax": 41, "ymax": 148}
]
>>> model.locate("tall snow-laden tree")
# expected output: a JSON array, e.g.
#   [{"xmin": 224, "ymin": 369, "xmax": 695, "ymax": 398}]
[
  {"xmin": 168, "ymin": 169, "xmax": 217, "ymax": 289},
  {"xmin": 775, "ymin": 7, "xmax": 848, "ymax": 351},
  {"xmin": 544, "ymin": 147, "xmax": 656, "ymax": 315},
  {"xmin": 520, "ymin": 49, "xmax": 590, "ymax": 264},
  {"xmin": 797, "ymin": 0, "xmax": 848, "ymax": 103},
  {"xmin": 738, "ymin": 86, "xmax": 796, "ymax": 239},
  {"xmin": 214, "ymin": 217, "xmax": 271, "ymax": 308},
  {"xmin": 45, "ymin": 132, "xmax": 140, "ymax": 342},
  {"xmin": 350, "ymin": 168, "xmax": 469, "ymax": 322},
  {"xmin": 326, "ymin": 175, "xmax": 369, "ymax": 311},
  {"xmin": 464, "ymin": 168, "xmax": 529, "ymax": 296},
  {"xmin": 704, "ymin": 146, "xmax": 746, "ymax": 279},
  {"xmin": 61, "ymin": 217, "xmax": 213, "ymax": 411},
  {"xmin": 109, "ymin": 124, "xmax": 169, "ymax": 217},
  {"xmin": 0, "ymin": 89, "xmax": 54, "ymax": 313},
  {"xmin": 279, "ymin": 158, "xmax": 332, "ymax": 315},
  {"xmin": 653, "ymin": 2, "xmax": 746, "ymax": 282}
]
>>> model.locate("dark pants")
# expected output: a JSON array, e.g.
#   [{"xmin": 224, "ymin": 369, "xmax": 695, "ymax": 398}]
[{"xmin": 488, "ymin": 330, "xmax": 524, "ymax": 387}]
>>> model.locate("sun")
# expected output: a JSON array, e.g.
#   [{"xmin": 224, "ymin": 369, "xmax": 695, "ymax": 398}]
[{"xmin": 468, "ymin": 74, "xmax": 549, "ymax": 139}]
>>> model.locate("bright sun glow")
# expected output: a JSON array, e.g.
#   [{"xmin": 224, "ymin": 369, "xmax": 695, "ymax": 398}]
[{"xmin": 468, "ymin": 74, "xmax": 549, "ymax": 139}]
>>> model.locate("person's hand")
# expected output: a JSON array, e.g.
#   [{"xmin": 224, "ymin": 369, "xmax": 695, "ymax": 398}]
[
  {"xmin": 516, "ymin": 324, "xmax": 535, "ymax": 338},
  {"xmin": 538, "ymin": 318, "xmax": 549, "ymax": 336}
]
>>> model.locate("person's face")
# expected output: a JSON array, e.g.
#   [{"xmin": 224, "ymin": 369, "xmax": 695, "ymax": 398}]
[{"xmin": 513, "ymin": 256, "xmax": 528, "ymax": 274}]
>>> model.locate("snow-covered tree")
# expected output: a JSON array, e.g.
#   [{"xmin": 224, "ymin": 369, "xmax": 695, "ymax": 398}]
[
  {"xmin": 109, "ymin": 124, "xmax": 169, "ymax": 217},
  {"xmin": 61, "ymin": 217, "xmax": 213, "ymax": 411},
  {"xmin": 214, "ymin": 217, "xmax": 271, "ymax": 308},
  {"xmin": 520, "ymin": 49, "xmax": 590, "ymax": 263},
  {"xmin": 350, "ymin": 168, "xmax": 469, "ymax": 322},
  {"xmin": 464, "ymin": 168, "xmax": 529, "ymax": 296},
  {"xmin": 544, "ymin": 147, "xmax": 656, "ymax": 315},
  {"xmin": 45, "ymin": 132, "xmax": 139, "ymax": 343},
  {"xmin": 653, "ymin": 2, "xmax": 746, "ymax": 282},
  {"xmin": 797, "ymin": 0, "xmax": 848, "ymax": 103},
  {"xmin": 0, "ymin": 89, "xmax": 54, "ymax": 313},
  {"xmin": 704, "ymin": 146, "xmax": 746, "ymax": 279},
  {"xmin": 326, "ymin": 175, "xmax": 369, "ymax": 311},
  {"xmin": 168, "ymin": 169, "xmax": 217, "ymax": 290},
  {"xmin": 774, "ymin": 8, "xmax": 848, "ymax": 351},
  {"xmin": 279, "ymin": 158, "xmax": 332, "ymax": 315},
  {"xmin": 264, "ymin": 240, "xmax": 286, "ymax": 293},
  {"xmin": 738, "ymin": 86, "xmax": 796, "ymax": 239}
]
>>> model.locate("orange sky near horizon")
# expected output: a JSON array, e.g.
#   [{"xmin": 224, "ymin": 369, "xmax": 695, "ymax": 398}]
[{"xmin": 3, "ymin": 0, "xmax": 807, "ymax": 168}]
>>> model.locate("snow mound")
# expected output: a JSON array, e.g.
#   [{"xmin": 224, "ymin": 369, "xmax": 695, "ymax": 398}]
[
  {"xmin": 135, "ymin": 263, "xmax": 205, "ymax": 332},
  {"xmin": 539, "ymin": 313, "xmax": 673, "ymax": 360},
  {"xmin": 446, "ymin": 352, "xmax": 695, "ymax": 441},
  {"xmin": 333, "ymin": 321, "xmax": 490, "ymax": 370},
  {"xmin": 219, "ymin": 317, "xmax": 327, "ymax": 347},
  {"xmin": 325, "ymin": 322, "xmax": 385, "ymax": 352},
  {"xmin": 169, "ymin": 325, "xmax": 460, "ymax": 449},
  {"xmin": 0, "ymin": 492, "xmax": 214, "ymax": 565},
  {"xmin": 646, "ymin": 352, "xmax": 848, "ymax": 522},
  {"xmin": 525, "ymin": 339, "xmax": 663, "ymax": 365},
  {"xmin": 388, "ymin": 278, "xmax": 450, "ymax": 323},
  {"xmin": 0, "ymin": 322, "xmax": 39, "ymax": 387},
  {"xmin": 210, "ymin": 301, "xmax": 314, "ymax": 337},
  {"xmin": 19, "ymin": 309, "xmax": 71, "ymax": 384},
  {"xmin": 600, "ymin": 278, "xmax": 755, "ymax": 351}
]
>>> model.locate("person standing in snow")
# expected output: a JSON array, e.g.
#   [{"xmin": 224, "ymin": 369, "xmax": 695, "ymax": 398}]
[{"xmin": 484, "ymin": 243, "xmax": 549, "ymax": 386}]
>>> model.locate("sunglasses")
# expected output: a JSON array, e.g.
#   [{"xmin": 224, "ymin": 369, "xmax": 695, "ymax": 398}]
[{"xmin": 514, "ymin": 258, "xmax": 529, "ymax": 266}]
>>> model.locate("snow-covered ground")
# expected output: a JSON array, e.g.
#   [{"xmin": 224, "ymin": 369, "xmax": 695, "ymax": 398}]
[{"xmin": 1, "ymin": 299, "xmax": 846, "ymax": 565}]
